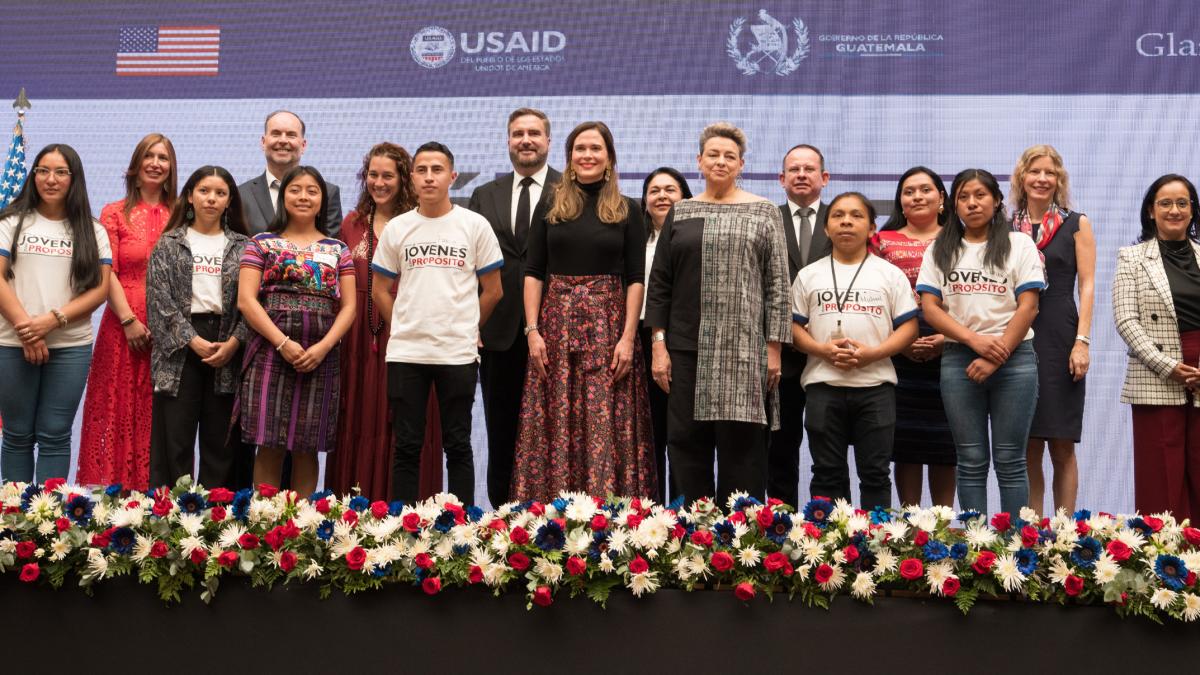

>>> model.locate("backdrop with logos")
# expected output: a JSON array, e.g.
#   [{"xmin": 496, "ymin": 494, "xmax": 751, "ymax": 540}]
[{"xmin": 4, "ymin": 0, "xmax": 1199, "ymax": 512}]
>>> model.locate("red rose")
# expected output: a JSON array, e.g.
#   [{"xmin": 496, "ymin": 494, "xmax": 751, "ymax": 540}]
[
  {"xmin": 672, "ymin": 523, "xmax": 687, "ymax": 540},
  {"xmin": 370, "ymin": 501, "xmax": 389, "ymax": 520},
  {"xmin": 628, "ymin": 555, "xmax": 649, "ymax": 574},
  {"xmin": 529, "ymin": 502, "xmax": 545, "ymax": 516},
  {"xmin": 630, "ymin": 498, "xmax": 645, "ymax": 513},
  {"xmin": 626, "ymin": 513, "xmax": 643, "ymax": 529},
  {"xmin": 590, "ymin": 514, "xmax": 608, "ymax": 531},
  {"xmin": 990, "ymin": 512, "xmax": 1012, "ymax": 532},
  {"xmin": 1184, "ymin": 527, "xmax": 1200, "ymax": 547},
  {"xmin": 91, "ymin": 528, "xmax": 114, "ymax": 548},
  {"xmin": 217, "ymin": 550, "xmax": 239, "ymax": 568},
  {"xmin": 237, "ymin": 533, "xmax": 260, "ymax": 550},
  {"xmin": 1145, "ymin": 516, "xmax": 1164, "ymax": 533},
  {"xmin": 764, "ymin": 551, "xmax": 788, "ymax": 573},
  {"xmin": 899, "ymin": 558, "xmax": 924, "ymax": 580},
  {"xmin": 43, "ymin": 477, "xmax": 65, "ymax": 491},
  {"xmin": 767, "ymin": 497, "xmax": 784, "ymax": 508},
  {"xmin": 1189, "ymin": 571, "xmax": 1198, "ymax": 588},
  {"xmin": 1062, "ymin": 574, "xmax": 1085, "ymax": 596},
  {"xmin": 532, "ymin": 585, "xmax": 553, "ymax": 607},
  {"xmin": 205, "ymin": 488, "xmax": 231, "ymax": 504},
  {"xmin": 190, "ymin": 548, "xmax": 208, "ymax": 564},
  {"xmin": 125, "ymin": 499, "xmax": 140, "ymax": 509},
  {"xmin": 972, "ymin": 551, "xmax": 997, "ymax": 574},
  {"xmin": 710, "ymin": 551, "xmax": 735, "ymax": 572},
  {"xmin": 1075, "ymin": 521, "xmax": 1090, "ymax": 536},
  {"xmin": 444, "ymin": 502, "xmax": 465, "ymax": 522},
  {"xmin": 728, "ymin": 511, "xmax": 746, "ymax": 525},
  {"xmin": 342, "ymin": 510, "xmax": 359, "ymax": 526},
  {"xmin": 804, "ymin": 523, "xmax": 821, "ymax": 539},
  {"xmin": 257, "ymin": 483, "xmax": 279, "ymax": 498},
  {"xmin": 150, "ymin": 541, "xmax": 169, "ymax": 559},
  {"xmin": 264, "ymin": 528, "xmax": 285, "ymax": 551},
  {"xmin": 19, "ymin": 563, "xmax": 40, "ymax": 583},
  {"xmin": 508, "ymin": 552, "xmax": 531, "ymax": 571},
  {"xmin": 279, "ymin": 550, "xmax": 297, "ymax": 572},
  {"xmin": 210, "ymin": 505, "xmax": 227, "ymax": 522},
  {"xmin": 566, "ymin": 556, "xmax": 587, "ymax": 576},
  {"xmin": 1020, "ymin": 525, "xmax": 1039, "ymax": 548},
  {"xmin": 152, "ymin": 500, "xmax": 172, "ymax": 517},
  {"xmin": 814, "ymin": 563, "xmax": 834, "ymax": 584},
  {"xmin": 15, "ymin": 541, "xmax": 36, "ymax": 559},
  {"xmin": 942, "ymin": 577, "xmax": 961, "ymax": 596},
  {"xmin": 345, "ymin": 546, "xmax": 367, "ymax": 571},
  {"xmin": 314, "ymin": 498, "xmax": 331, "ymax": 514},
  {"xmin": 783, "ymin": 562, "xmax": 795, "ymax": 577},
  {"xmin": 734, "ymin": 582, "xmax": 756, "ymax": 601},
  {"xmin": 403, "ymin": 512, "xmax": 423, "ymax": 532},
  {"xmin": 509, "ymin": 526, "xmax": 530, "ymax": 545},
  {"xmin": 691, "ymin": 530, "xmax": 714, "ymax": 548},
  {"xmin": 842, "ymin": 545, "xmax": 860, "ymax": 563},
  {"xmin": 414, "ymin": 552, "xmax": 434, "ymax": 570},
  {"xmin": 55, "ymin": 517, "xmax": 71, "ymax": 533},
  {"xmin": 468, "ymin": 565, "xmax": 484, "ymax": 584},
  {"xmin": 486, "ymin": 518, "xmax": 507, "ymax": 532},
  {"xmin": 756, "ymin": 507, "xmax": 775, "ymax": 530},
  {"xmin": 913, "ymin": 530, "xmax": 929, "ymax": 547},
  {"xmin": 422, "ymin": 576, "xmax": 442, "ymax": 595},
  {"xmin": 1106, "ymin": 540, "xmax": 1132, "ymax": 562}
]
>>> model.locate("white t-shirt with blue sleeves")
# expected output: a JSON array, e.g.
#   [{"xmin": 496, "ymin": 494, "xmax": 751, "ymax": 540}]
[
  {"xmin": 915, "ymin": 231, "xmax": 1045, "ymax": 342},
  {"xmin": 370, "ymin": 205, "xmax": 503, "ymax": 365}
]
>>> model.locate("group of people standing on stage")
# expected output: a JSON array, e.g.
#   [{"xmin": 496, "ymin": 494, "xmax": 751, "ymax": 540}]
[{"xmin": 1, "ymin": 107, "xmax": 1199, "ymax": 520}]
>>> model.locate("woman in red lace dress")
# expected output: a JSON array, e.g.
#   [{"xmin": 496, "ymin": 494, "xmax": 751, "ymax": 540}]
[
  {"xmin": 77, "ymin": 134, "xmax": 176, "ymax": 490},
  {"xmin": 327, "ymin": 142, "xmax": 443, "ymax": 500}
]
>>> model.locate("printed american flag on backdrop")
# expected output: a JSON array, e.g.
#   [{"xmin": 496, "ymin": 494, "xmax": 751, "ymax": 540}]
[
  {"xmin": 116, "ymin": 25, "xmax": 220, "ymax": 76},
  {"xmin": 0, "ymin": 121, "xmax": 26, "ymax": 210}
]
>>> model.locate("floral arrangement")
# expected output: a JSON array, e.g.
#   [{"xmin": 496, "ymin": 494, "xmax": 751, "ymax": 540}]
[{"xmin": 3, "ymin": 478, "xmax": 1199, "ymax": 623}]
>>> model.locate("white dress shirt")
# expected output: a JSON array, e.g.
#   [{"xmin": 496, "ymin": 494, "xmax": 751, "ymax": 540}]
[{"xmin": 509, "ymin": 164, "xmax": 550, "ymax": 234}]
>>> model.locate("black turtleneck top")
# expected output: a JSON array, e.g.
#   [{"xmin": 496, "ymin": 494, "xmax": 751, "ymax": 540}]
[
  {"xmin": 524, "ymin": 179, "xmax": 645, "ymax": 284},
  {"xmin": 1159, "ymin": 238, "xmax": 1200, "ymax": 332}
]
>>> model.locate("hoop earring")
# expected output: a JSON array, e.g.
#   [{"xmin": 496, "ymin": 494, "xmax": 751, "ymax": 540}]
[{"xmin": 185, "ymin": 206, "xmax": 194, "ymax": 221}]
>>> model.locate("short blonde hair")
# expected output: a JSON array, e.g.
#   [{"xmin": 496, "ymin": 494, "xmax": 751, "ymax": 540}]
[
  {"xmin": 1010, "ymin": 144, "xmax": 1071, "ymax": 209},
  {"xmin": 698, "ymin": 122, "xmax": 746, "ymax": 157}
]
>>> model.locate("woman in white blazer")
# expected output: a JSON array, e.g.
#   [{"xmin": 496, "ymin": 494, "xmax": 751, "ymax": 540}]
[{"xmin": 1114, "ymin": 173, "xmax": 1200, "ymax": 520}]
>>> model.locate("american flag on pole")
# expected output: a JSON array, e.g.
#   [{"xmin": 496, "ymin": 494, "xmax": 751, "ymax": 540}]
[
  {"xmin": 0, "ymin": 120, "xmax": 26, "ymax": 210},
  {"xmin": 116, "ymin": 26, "xmax": 220, "ymax": 76}
]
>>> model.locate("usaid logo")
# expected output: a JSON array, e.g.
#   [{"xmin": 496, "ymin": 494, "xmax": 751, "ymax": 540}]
[
  {"xmin": 411, "ymin": 26, "xmax": 456, "ymax": 68},
  {"xmin": 727, "ymin": 10, "xmax": 809, "ymax": 76},
  {"xmin": 1137, "ymin": 32, "xmax": 1200, "ymax": 56}
]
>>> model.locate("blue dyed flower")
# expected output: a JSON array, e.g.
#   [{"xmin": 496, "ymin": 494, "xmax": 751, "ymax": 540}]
[
  {"xmin": 231, "ymin": 489, "xmax": 253, "ymax": 521},
  {"xmin": 1015, "ymin": 548, "xmax": 1039, "ymax": 576},
  {"xmin": 803, "ymin": 498, "xmax": 834, "ymax": 525},
  {"xmin": 1128, "ymin": 517, "xmax": 1155, "ymax": 537},
  {"xmin": 104, "ymin": 484, "xmax": 123, "ymax": 498},
  {"xmin": 465, "ymin": 506, "xmax": 483, "ymax": 523},
  {"xmin": 109, "ymin": 526, "xmax": 136, "ymax": 555},
  {"xmin": 1155, "ymin": 555, "xmax": 1190, "ymax": 591},
  {"xmin": 949, "ymin": 543, "xmax": 968, "ymax": 561},
  {"xmin": 316, "ymin": 520, "xmax": 334, "ymax": 541},
  {"xmin": 348, "ymin": 496, "xmax": 370, "ymax": 513},
  {"xmin": 1070, "ymin": 537, "xmax": 1102, "ymax": 570},
  {"xmin": 389, "ymin": 501, "xmax": 405, "ymax": 517},
  {"xmin": 19, "ymin": 484, "xmax": 42, "ymax": 512},
  {"xmin": 551, "ymin": 498, "xmax": 568, "ymax": 513},
  {"xmin": 713, "ymin": 520, "xmax": 737, "ymax": 547},
  {"xmin": 177, "ymin": 492, "xmax": 206, "ymax": 515},
  {"xmin": 764, "ymin": 512, "xmax": 793, "ymax": 545},
  {"xmin": 535, "ymin": 521, "xmax": 565, "ymax": 551},
  {"xmin": 64, "ymin": 495, "xmax": 94, "ymax": 526},
  {"xmin": 452, "ymin": 544, "xmax": 470, "ymax": 556},
  {"xmin": 309, "ymin": 489, "xmax": 334, "ymax": 502},
  {"xmin": 1073, "ymin": 509, "xmax": 1092, "ymax": 522},
  {"xmin": 371, "ymin": 563, "xmax": 393, "ymax": 579},
  {"xmin": 922, "ymin": 540, "xmax": 950, "ymax": 562},
  {"xmin": 732, "ymin": 495, "xmax": 762, "ymax": 512},
  {"xmin": 869, "ymin": 506, "xmax": 892, "ymax": 524},
  {"xmin": 667, "ymin": 495, "xmax": 686, "ymax": 511},
  {"xmin": 512, "ymin": 500, "xmax": 533, "ymax": 514},
  {"xmin": 957, "ymin": 510, "xmax": 982, "ymax": 523},
  {"xmin": 433, "ymin": 510, "xmax": 457, "ymax": 533}
]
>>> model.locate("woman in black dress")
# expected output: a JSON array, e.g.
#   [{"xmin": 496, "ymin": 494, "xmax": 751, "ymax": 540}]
[{"xmin": 1010, "ymin": 145, "xmax": 1095, "ymax": 514}]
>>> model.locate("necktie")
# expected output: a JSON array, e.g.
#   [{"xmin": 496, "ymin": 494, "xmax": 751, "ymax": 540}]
[
  {"xmin": 515, "ymin": 175, "xmax": 534, "ymax": 244},
  {"xmin": 797, "ymin": 207, "xmax": 814, "ymax": 264},
  {"xmin": 269, "ymin": 179, "xmax": 280, "ymax": 214}
]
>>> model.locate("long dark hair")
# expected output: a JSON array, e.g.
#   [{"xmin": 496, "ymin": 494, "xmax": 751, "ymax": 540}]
[
  {"xmin": 163, "ymin": 166, "xmax": 249, "ymax": 237},
  {"xmin": 639, "ymin": 167, "xmax": 693, "ymax": 239},
  {"xmin": 1139, "ymin": 174, "xmax": 1199, "ymax": 242},
  {"xmin": 0, "ymin": 144, "xmax": 101, "ymax": 293},
  {"xmin": 932, "ymin": 169, "xmax": 1011, "ymax": 276},
  {"xmin": 353, "ymin": 142, "xmax": 418, "ymax": 221},
  {"xmin": 267, "ymin": 166, "xmax": 331, "ymax": 236},
  {"xmin": 880, "ymin": 166, "xmax": 948, "ymax": 232},
  {"xmin": 121, "ymin": 133, "xmax": 177, "ymax": 217}
]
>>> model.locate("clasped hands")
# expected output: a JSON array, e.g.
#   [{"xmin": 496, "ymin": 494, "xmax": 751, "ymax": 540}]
[
  {"xmin": 15, "ymin": 313, "xmax": 58, "ymax": 364},
  {"xmin": 189, "ymin": 335, "xmax": 243, "ymax": 369},
  {"xmin": 820, "ymin": 338, "xmax": 880, "ymax": 371}
]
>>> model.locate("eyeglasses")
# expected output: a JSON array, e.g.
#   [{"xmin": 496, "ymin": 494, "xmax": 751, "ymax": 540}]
[
  {"xmin": 32, "ymin": 167, "xmax": 71, "ymax": 179},
  {"xmin": 1156, "ymin": 198, "xmax": 1192, "ymax": 211}
]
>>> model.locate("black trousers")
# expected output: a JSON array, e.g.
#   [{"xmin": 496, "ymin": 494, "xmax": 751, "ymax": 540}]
[
  {"xmin": 389, "ymin": 361, "xmax": 478, "ymax": 505},
  {"xmin": 148, "ymin": 314, "xmax": 238, "ymax": 489},
  {"xmin": 767, "ymin": 374, "xmax": 805, "ymax": 508},
  {"xmin": 479, "ymin": 338, "xmax": 527, "ymax": 508},
  {"xmin": 666, "ymin": 349, "xmax": 766, "ymax": 506},
  {"xmin": 803, "ymin": 382, "xmax": 895, "ymax": 511},
  {"xmin": 640, "ymin": 326, "xmax": 671, "ymax": 503}
]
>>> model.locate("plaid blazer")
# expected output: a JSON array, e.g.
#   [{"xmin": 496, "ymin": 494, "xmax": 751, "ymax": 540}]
[{"xmin": 1113, "ymin": 239, "xmax": 1200, "ymax": 406}]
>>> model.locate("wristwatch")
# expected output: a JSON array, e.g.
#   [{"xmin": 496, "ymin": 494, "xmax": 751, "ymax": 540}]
[
  {"xmin": 652, "ymin": 331, "xmax": 666, "ymax": 343},
  {"xmin": 524, "ymin": 324, "xmax": 539, "ymax": 336}
]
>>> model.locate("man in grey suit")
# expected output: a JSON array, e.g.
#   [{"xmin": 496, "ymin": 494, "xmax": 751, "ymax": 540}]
[
  {"xmin": 239, "ymin": 110, "xmax": 343, "ymax": 236},
  {"xmin": 468, "ymin": 108, "xmax": 561, "ymax": 509},
  {"xmin": 772, "ymin": 143, "xmax": 832, "ymax": 508}
]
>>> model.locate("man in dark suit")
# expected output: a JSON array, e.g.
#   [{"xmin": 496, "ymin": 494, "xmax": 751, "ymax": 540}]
[
  {"xmin": 238, "ymin": 110, "xmax": 343, "ymax": 236},
  {"xmin": 772, "ymin": 143, "xmax": 832, "ymax": 507},
  {"xmin": 468, "ymin": 108, "xmax": 560, "ymax": 509}
]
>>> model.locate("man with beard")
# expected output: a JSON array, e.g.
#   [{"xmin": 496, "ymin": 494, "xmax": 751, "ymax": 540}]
[
  {"xmin": 240, "ymin": 110, "xmax": 343, "ymax": 236},
  {"xmin": 468, "ymin": 108, "xmax": 561, "ymax": 508}
]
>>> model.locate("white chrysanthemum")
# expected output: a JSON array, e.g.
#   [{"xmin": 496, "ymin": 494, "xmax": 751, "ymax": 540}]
[
  {"xmin": 907, "ymin": 510, "xmax": 937, "ymax": 533},
  {"xmin": 964, "ymin": 522, "xmax": 998, "ymax": 547},
  {"xmin": 1085, "ymin": 514, "xmax": 1116, "ymax": 537},
  {"xmin": 25, "ymin": 493, "xmax": 58, "ymax": 523},
  {"xmin": 832, "ymin": 549, "xmax": 847, "ymax": 565},
  {"xmin": 926, "ymin": 561, "xmax": 955, "ymax": 595},
  {"xmin": 724, "ymin": 491, "xmax": 750, "ymax": 512},
  {"xmin": 731, "ymin": 522, "xmax": 750, "ymax": 541},
  {"xmin": 881, "ymin": 521, "xmax": 909, "ymax": 542},
  {"xmin": 1092, "ymin": 552, "xmax": 1120, "ymax": 584},
  {"xmin": 565, "ymin": 532, "xmax": 591, "ymax": 556},
  {"xmin": 176, "ymin": 513, "xmax": 204, "ymax": 537},
  {"xmin": 674, "ymin": 556, "xmax": 694, "ymax": 581},
  {"xmin": 293, "ymin": 504, "xmax": 323, "ymax": 530},
  {"xmin": 1151, "ymin": 588, "xmax": 1178, "ymax": 610},
  {"xmin": 873, "ymin": 549, "xmax": 898, "ymax": 575},
  {"xmin": 846, "ymin": 514, "xmax": 870, "ymax": 535},
  {"xmin": 0, "ymin": 539, "xmax": 14, "ymax": 555},
  {"xmin": 818, "ymin": 564, "xmax": 847, "ymax": 591},
  {"xmin": 1047, "ymin": 555, "xmax": 1072, "ymax": 585},
  {"xmin": 633, "ymin": 518, "xmax": 670, "ymax": 550},
  {"xmin": 738, "ymin": 546, "xmax": 762, "ymax": 568},
  {"xmin": 564, "ymin": 499, "xmax": 597, "ymax": 523},
  {"xmin": 303, "ymin": 560, "xmax": 324, "ymax": 580},
  {"xmin": 49, "ymin": 536, "xmax": 72, "ymax": 561},
  {"xmin": 1114, "ymin": 528, "xmax": 1147, "ymax": 550},
  {"xmin": 1182, "ymin": 593, "xmax": 1200, "ymax": 622},
  {"xmin": 179, "ymin": 535, "xmax": 205, "ymax": 558},
  {"xmin": 132, "ymin": 534, "xmax": 155, "ymax": 563},
  {"xmin": 330, "ymin": 532, "xmax": 363, "ymax": 559},
  {"xmin": 851, "ymin": 571, "xmax": 876, "ymax": 599},
  {"xmin": 1181, "ymin": 551, "xmax": 1200, "ymax": 574},
  {"xmin": 787, "ymin": 526, "xmax": 807, "ymax": 545},
  {"xmin": 629, "ymin": 571, "xmax": 660, "ymax": 597},
  {"xmin": 451, "ymin": 524, "xmax": 478, "ymax": 548},
  {"xmin": 481, "ymin": 562, "xmax": 507, "ymax": 586},
  {"xmin": 361, "ymin": 516, "xmax": 402, "ymax": 541},
  {"xmin": 84, "ymin": 548, "xmax": 109, "ymax": 580},
  {"xmin": 433, "ymin": 538, "xmax": 455, "ymax": 559},
  {"xmin": 36, "ymin": 521, "xmax": 55, "ymax": 536},
  {"xmin": 534, "ymin": 558, "xmax": 563, "ymax": 584},
  {"xmin": 1019, "ymin": 506, "xmax": 1040, "ymax": 523},
  {"xmin": 829, "ymin": 499, "xmax": 855, "ymax": 523},
  {"xmin": 799, "ymin": 540, "xmax": 825, "ymax": 564},
  {"xmin": 247, "ymin": 498, "xmax": 283, "ymax": 525},
  {"xmin": 509, "ymin": 511, "xmax": 534, "ymax": 531},
  {"xmin": 489, "ymin": 534, "xmax": 511, "ymax": 555},
  {"xmin": 994, "ymin": 554, "xmax": 1026, "ymax": 592},
  {"xmin": 930, "ymin": 505, "xmax": 956, "ymax": 523},
  {"xmin": 608, "ymin": 530, "xmax": 630, "ymax": 555},
  {"xmin": 687, "ymin": 554, "xmax": 710, "ymax": 579},
  {"xmin": 218, "ymin": 523, "xmax": 247, "ymax": 549},
  {"xmin": 599, "ymin": 557, "xmax": 616, "ymax": 574},
  {"xmin": 665, "ymin": 538, "xmax": 682, "ymax": 555},
  {"xmin": 108, "ymin": 505, "xmax": 144, "ymax": 529}
]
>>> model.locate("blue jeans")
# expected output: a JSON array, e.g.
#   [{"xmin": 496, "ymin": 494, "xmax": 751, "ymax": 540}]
[
  {"xmin": 0, "ymin": 345, "xmax": 93, "ymax": 483},
  {"xmin": 940, "ymin": 341, "xmax": 1038, "ymax": 515}
]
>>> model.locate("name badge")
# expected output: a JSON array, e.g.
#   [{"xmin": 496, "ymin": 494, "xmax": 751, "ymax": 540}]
[{"xmin": 313, "ymin": 252, "xmax": 338, "ymax": 268}]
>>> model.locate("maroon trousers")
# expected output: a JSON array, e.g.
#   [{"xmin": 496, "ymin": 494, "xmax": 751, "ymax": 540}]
[{"xmin": 1131, "ymin": 329, "xmax": 1200, "ymax": 520}]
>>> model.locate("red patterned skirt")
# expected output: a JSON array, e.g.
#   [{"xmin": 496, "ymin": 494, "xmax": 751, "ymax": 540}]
[{"xmin": 511, "ymin": 274, "xmax": 657, "ymax": 502}]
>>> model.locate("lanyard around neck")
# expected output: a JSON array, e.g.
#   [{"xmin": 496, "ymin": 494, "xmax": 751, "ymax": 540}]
[{"xmin": 831, "ymin": 253, "xmax": 869, "ymax": 314}]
